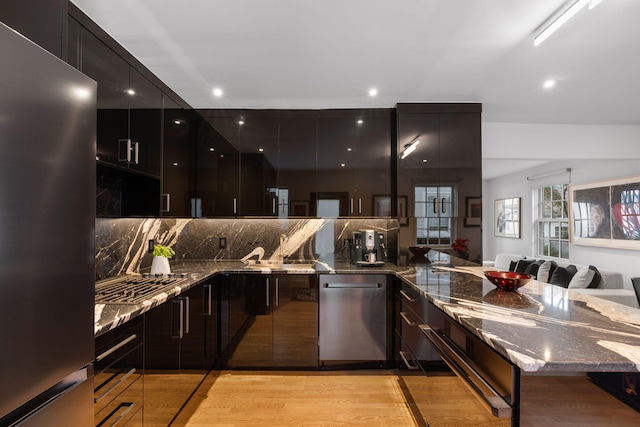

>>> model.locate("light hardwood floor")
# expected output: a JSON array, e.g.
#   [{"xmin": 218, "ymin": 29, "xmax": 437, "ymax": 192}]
[{"xmin": 172, "ymin": 370, "xmax": 418, "ymax": 427}]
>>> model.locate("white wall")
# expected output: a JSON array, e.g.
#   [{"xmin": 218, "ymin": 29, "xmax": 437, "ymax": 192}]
[{"xmin": 482, "ymin": 122, "xmax": 640, "ymax": 291}]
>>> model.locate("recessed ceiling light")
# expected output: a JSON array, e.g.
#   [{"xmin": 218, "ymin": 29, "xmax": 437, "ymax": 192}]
[
  {"xmin": 347, "ymin": 147, "xmax": 352, "ymax": 152},
  {"xmin": 209, "ymin": 147, "xmax": 215, "ymax": 152},
  {"xmin": 174, "ymin": 120, "xmax": 181, "ymax": 125},
  {"xmin": 173, "ymin": 162, "xmax": 179, "ymax": 166},
  {"xmin": 126, "ymin": 89, "xmax": 135, "ymax": 96},
  {"xmin": 213, "ymin": 88, "xmax": 223, "ymax": 97},
  {"xmin": 543, "ymin": 79, "xmax": 556, "ymax": 89},
  {"xmin": 368, "ymin": 88, "xmax": 378, "ymax": 97},
  {"xmin": 238, "ymin": 120, "xmax": 244, "ymax": 125},
  {"xmin": 258, "ymin": 148, "xmax": 264, "ymax": 152},
  {"xmin": 422, "ymin": 159, "xmax": 428, "ymax": 163},
  {"xmin": 357, "ymin": 119, "xmax": 363, "ymax": 124},
  {"xmin": 340, "ymin": 163, "xmax": 346, "ymax": 167}
]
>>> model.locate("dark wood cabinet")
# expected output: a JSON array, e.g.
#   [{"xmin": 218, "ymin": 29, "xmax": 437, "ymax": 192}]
[
  {"xmin": 222, "ymin": 274, "xmax": 318, "ymax": 368},
  {"xmin": 396, "ymin": 104, "xmax": 482, "ymax": 260},
  {"xmin": 144, "ymin": 286, "xmax": 208, "ymax": 425}
]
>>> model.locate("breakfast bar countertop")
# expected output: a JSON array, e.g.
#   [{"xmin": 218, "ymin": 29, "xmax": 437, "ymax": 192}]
[{"xmin": 95, "ymin": 253, "xmax": 640, "ymax": 375}]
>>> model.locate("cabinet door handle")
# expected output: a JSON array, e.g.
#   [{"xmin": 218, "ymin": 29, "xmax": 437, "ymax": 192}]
[
  {"xmin": 399, "ymin": 351, "xmax": 419, "ymax": 370},
  {"xmin": 400, "ymin": 311, "xmax": 417, "ymax": 326},
  {"xmin": 94, "ymin": 368, "xmax": 136, "ymax": 403},
  {"xmin": 172, "ymin": 299, "xmax": 184, "ymax": 339},
  {"xmin": 420, "ymin": 325, "xmax": 513, "ymax": 418},
  {"xmin": 162, "ymin": 193, "xmax": 171, "ymax": 212},
  {"xmin": 184, "ymin": 296, "xmax": 190, "ymax": 334},
  {"xmin": 204, "ymin": 284, "xmax": 212, "ymax": 316},
  {"xmin": 96, "ymin": 401, "xmax": 137, "ymax": 426},
  {"xmin": 272, "ymin": 198, "xmax": 276, "ymax": 215},
  {"xmin": 133, "ymin": 141, "xmax": 139, "ymax": 164},
  {"xmin": 399, "ymin": 289, "xmax": 417, "ymax": 302},
  {"xmin": 433, "ymin": 197, "xmax": 438, "ymax": 214},
  {"xmin": 441, "ymin": 198, "xmax": 446, "ymax": 214},
  {"xmin": 96, "ymin": 334, "xmax": 137, "ymax": 362},
  {"xmin": 358, "ymin": 198, "xmax": 362, "ymax": 214},
  {"xmin": 275, "ymin": 278, "xmax": 279, "ymax": 307},
  {"xmin": 266, "ymin": 278, "xmax": 270, "ymax": 308},
  {"xmin": 233, "ymin": 197, "xmax": 237, "ymax": 215},
  {"xmin": 350, "ymin": 198, "xmax": 354, "ymax": 214}
]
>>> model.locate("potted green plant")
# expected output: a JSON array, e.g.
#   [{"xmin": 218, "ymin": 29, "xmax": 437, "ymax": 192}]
[{"xmin": 150, "ymin": 244, "xmax": 175, "ymax": 275}]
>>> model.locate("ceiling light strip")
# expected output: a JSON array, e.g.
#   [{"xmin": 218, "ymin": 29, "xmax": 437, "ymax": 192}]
[
  {"xmin": 534, "ymin": 0, "xmax": 589, "ymax": 47},
  {"xmin": 400, "ymin": 138, "xmax": 420, "ymax": 160}
]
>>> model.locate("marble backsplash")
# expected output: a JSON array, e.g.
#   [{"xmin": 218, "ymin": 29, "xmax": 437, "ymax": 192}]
[{"xmin": 96, "ymin": 217, "xmax": 398, "ymax": 280}]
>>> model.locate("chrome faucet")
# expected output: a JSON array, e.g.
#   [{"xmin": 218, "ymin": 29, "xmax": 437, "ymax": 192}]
[{"xmin": 279, "ymin": 234, "xmax": 288, "ymax": 263}]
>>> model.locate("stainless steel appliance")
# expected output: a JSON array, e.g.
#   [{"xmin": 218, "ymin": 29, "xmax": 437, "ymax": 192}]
[
  {"xmin": 0, "ymin": 22, "xmax": 96, "ymax": 426},
  {"xmin": 95, "ymin": 274, "xmax": 190, "ymax": 304},
  {"xmin": 350, "ymin": 230, "xmax": 386, "ymax": 265},
  {"xmin": 318, "ymin": 274, "xmax": 387, "ymax": 361}
]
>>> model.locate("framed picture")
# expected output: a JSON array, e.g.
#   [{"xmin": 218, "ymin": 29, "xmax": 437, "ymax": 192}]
[
  {"xmin": 494, "ymin": 197, "xmax": 520, "ymax": 238},
  {"xmin": 569, "ymin": 174, "xmax": 640, "ymax": 249},
  {"xmin": 464, "ymin": 196, "xmax": 482, "ymax": 227},
  {"xmin": 290, "ymin": 200, "xmax": 309, "ymax": 216}
]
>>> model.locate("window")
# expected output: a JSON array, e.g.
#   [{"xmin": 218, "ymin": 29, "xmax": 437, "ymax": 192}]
[
  {"xmin": 415, "ymin": 185, "xmax": 455, "ymax": 245},
  {"xmin": 535, "ymin": 184, "xmax": 569, "ymax": 258}
]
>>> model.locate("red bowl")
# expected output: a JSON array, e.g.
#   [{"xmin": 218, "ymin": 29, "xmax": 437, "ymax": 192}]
[{"xmin": 483, "ymin": 271, "xmax": 532, "ymax": 292}]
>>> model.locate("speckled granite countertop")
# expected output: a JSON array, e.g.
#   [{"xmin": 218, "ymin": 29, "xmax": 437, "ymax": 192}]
[{"xmin": 95, "ymin": 252, "xmax": 640, "ymax": 374}]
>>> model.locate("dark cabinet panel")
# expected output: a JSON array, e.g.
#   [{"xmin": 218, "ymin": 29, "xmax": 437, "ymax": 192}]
[{"xmin": 223, "ymin": 274, "xmax": 318, "ymax": 368}]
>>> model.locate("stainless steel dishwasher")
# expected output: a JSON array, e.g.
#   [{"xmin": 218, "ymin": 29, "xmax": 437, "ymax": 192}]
[{"xmin": 319, "ymin": 274, "xmax": 387, "ymax": 361}]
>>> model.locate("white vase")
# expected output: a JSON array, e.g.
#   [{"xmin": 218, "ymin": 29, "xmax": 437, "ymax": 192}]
[{"xmin": 150, "ymin": 256, "xmax": 171, "ymax": 275}]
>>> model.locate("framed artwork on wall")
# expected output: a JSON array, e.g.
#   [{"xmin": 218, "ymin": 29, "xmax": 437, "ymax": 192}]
[
  {"xmin": 464, "ymin": 196, "xmax": 482, "ymax": 227},
  {"xmin": 494, "ymin": 197, "xmax": 520, "ymax": 238},
  {"xmin": 290, "ymin": 200, "xmax": 309, "ymax": 216},
  {"xmin": 569, "ymin": 174, "xmax": 640, "ymax": 249}
]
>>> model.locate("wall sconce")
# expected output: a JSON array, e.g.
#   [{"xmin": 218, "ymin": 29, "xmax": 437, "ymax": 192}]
[{"xmin": 400, "ymin": 137, "xmax": 420, "ymax": 159}]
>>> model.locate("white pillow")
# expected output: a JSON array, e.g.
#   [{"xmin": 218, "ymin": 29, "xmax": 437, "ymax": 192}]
[
  {"xmin": 568, "ymin": 268, "xmax": 596, "ymax": 289},
  {"xmin": 537, "ymin": 261, "xmax": 555, "ymax": 283}
]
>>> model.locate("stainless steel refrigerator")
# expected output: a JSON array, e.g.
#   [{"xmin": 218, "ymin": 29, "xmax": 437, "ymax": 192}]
[{"xmin": 0, "ymin": 21, "xmax": 96, "ymax": 426}]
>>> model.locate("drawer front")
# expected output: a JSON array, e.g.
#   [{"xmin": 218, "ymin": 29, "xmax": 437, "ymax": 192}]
[
  {"xmin": 397, "ymin": 282, "xmax": 428, "ymax": 322},
  {"xmin": 94, "ymin": 317, "xmax": 144, "ymax": 426},
  {"xmin": 398, "ymin": 308, "xmax": 441, "ymax": 364}
]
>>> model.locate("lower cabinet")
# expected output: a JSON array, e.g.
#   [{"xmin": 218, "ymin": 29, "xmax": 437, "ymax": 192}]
[
  {"xmin": 222, "ymin": 274, "xmax": 319, "ymax": 368},
  {"xmin": 144, "ymin": 284, "xmax": 209, "ymax": 425},
  {"xmin": 94, "ymin": 314, "xmax": 144, "ymax": 426}
]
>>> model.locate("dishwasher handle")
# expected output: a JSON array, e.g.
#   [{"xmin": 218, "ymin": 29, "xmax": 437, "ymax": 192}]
[{"xmin": 323, "ymin": 282, "xmax": 381, "ymax": 288}]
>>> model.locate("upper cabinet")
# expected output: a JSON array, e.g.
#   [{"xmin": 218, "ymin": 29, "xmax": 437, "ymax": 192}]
[
  {"xmin": 163, "ymin": 97, "xmax": 196, "ymax": 217},
  {"xmin": 396, "ymin": 103, "xmax": 482, "ymax": 260}
]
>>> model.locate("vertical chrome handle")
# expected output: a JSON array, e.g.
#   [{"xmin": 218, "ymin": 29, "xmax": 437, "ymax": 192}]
[
  {"xmin": 266, "ymin": 278, "xmax": 270, "ymax": 307},
  {"xmin": 184, "ymin": 296, "xmax": 190, "ymax": 334},
  {"xmin": 433, "ymin": 197, "xmax": 438, "ymax": 213},
  {"xmin": 358, "ymin": 198, "xmax": 362, "ymax": 214},
  {"xmin": 275, "ymin": 278, "xmax": 279, "ymax": 307},
  {"xmin": 272, "ymin": 198, "xmax": 276, "ymax": 214},
  {"xmin": 133, "ymin": 141, "xmax": 139, "ymax": 164},
  {"xmin": 441, "ymin": 198, "xmax": 446, "ymax": 214},
  {"xmin": 172, "ymin": 299, "xmax": 184, "ymax": 339},
  {"xmin": 350, "ymin": 198, "xmax": 354, "ymax": 214},
  {"xmin": 204, "ymin": 284, "xmax": 212, "ymax": 315},
  {"xmin": 162, "ymin": 193, "xmax": 171, "ymax": 212},
  {"xmin": 233, "ymin": 197, "xmax": 237, "ymax": 215},
  {"xmin": 127, "ymin": 139, "xmax": 132, "ymax": 163}
]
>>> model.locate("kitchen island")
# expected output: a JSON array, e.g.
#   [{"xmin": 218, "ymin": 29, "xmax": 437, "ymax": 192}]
[{"xmin": 94, "ymin": 252, "xmax": 640, "ymax": 425}]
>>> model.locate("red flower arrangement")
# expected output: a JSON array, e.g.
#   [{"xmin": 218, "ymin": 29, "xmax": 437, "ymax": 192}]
[{"xmin": 452, "ymin": 238, "xmax": 469, "ymax": 254}]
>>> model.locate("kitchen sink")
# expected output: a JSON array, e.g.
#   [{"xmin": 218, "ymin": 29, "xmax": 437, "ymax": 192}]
[{"xmin": 245, "ymin": 261, "xmax": 316, "ymax": 270}]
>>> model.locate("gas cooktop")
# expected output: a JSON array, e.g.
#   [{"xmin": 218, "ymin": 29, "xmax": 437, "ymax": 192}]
[{"xmin": 95, "ymin": 273, "xmax": 190, "ymax": 304}]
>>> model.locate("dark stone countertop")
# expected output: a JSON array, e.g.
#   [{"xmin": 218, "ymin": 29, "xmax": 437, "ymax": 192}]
[{"xmin": 95, "ymin": 252, "xmax": 640, "ymax": 374}]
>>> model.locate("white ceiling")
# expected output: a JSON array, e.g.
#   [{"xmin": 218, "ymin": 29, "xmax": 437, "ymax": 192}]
[{"xmin": 71, "ymin": 0, "xmax": 640, "ymax": 177}]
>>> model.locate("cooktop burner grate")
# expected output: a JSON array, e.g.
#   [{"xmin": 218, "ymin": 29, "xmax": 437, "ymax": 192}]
[{"xmin": 95, "ymin": 274, "xmax": 190, "ymax": 304}]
